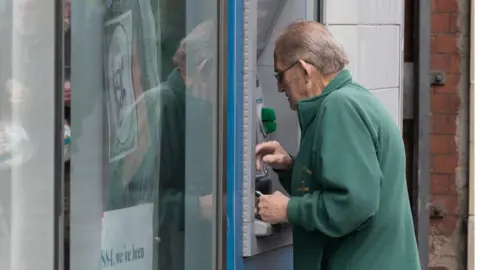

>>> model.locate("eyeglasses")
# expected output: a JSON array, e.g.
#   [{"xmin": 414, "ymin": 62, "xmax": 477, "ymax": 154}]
[{"xmin": 274, "ymin": 61, "xmax": 299, "ymax": 82}]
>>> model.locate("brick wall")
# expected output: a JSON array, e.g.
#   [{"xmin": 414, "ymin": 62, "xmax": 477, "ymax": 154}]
[{"xmin": 428, "ymin": 0, "xmax": 470, "ymax": 269}]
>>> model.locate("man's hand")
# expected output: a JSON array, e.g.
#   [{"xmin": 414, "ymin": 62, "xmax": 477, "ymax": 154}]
[
  {"xmin": 258, "ymin": 191, "xmax": 290, "ymax": 224},
  {"xmin": 64, "ymin": 80, "xmax": 71, "ymax": 106},
  {"xmin": 255, "ymin": 141, "xmax": 293, "ymax": 171}
]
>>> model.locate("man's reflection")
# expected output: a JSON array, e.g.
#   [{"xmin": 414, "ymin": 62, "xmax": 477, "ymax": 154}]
[
  {"xmin": 157, "ymin": 20, "xmax": 216, "ymax": 270},
  {"xmin": 103, "ymin": 19, "xmax": 216, "ymax": 270}
]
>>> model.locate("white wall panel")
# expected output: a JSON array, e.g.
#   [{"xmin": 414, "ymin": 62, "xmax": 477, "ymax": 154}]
[
  {"xmin": 325, "ymin": 0, "xmax": 402, "ymax": 24},
  {"xmin": 329, "ymin": 25, "xmax": 400, "ymax": 90},
  {"xmin": 325, "ymin": 0, "xmax": 404, "ymax": 127},
  {"xmin": 371, "ymin": 87, "xmax": 402, "ymax": 126}
]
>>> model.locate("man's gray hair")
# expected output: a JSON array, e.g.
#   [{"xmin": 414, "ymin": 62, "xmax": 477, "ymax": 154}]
[
  {"xmin": 275, "ymin": 21, "xmax": 349, "ymax": 76},
  {"xmin": 172, "ymin": 20, "xmax": 216, "ymax": 74}
]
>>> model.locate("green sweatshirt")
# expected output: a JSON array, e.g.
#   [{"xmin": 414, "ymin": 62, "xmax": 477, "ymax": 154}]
[{"xmin": 277, "ymin": 70, "xmax": 420, "ymax": 270}]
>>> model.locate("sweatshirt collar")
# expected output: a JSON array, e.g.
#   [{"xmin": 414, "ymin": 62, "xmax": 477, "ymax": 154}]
[{"xmin": 297, "ymin": 69, "xmax": 352, "ymax": 131}]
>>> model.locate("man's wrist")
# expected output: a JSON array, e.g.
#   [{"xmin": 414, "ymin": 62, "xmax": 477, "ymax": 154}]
[
  {"xmin": 282, "ymin": 197, "xmax": 291, "ymax": 223},
  {"xmin": 286, "ymin": 197, "xmax": 300, "ymax": 225}
]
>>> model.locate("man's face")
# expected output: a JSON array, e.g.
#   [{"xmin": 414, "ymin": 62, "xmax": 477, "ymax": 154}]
[{"xmin": 274, "ymin": 54, "xmax": 306, "ymax": 110}]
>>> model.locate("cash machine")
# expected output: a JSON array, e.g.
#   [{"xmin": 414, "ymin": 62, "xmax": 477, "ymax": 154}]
[
  {"xmin": 238, "ymin": 0, "xmax": 322, "ymax": 262},
  {"xmin": 240, "ymin": 0, "xmax": 300, "ymax": 258}
]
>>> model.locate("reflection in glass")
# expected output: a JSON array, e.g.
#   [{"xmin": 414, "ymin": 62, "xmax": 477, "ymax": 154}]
[
  {"xmin": 70, "ymin": 0, "xmax": 218, "ymax": 269},
  {"xmin": 0, "ymin": 0, "xmax": 57, "ymax": 269}
]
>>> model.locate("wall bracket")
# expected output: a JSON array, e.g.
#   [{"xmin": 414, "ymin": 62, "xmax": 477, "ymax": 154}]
[{"xmin": 430, "ymin": 70, "xmax": 446, "ymax": 86}]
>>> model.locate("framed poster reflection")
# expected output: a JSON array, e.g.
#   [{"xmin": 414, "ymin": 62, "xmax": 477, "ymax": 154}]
[{"xmin": 103, "ymin": 11, "xmax": 139, "ymax": 163}]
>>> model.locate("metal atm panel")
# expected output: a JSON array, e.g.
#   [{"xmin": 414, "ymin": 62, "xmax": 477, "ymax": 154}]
[{"xmin": 242, "ymin": 0, "xmax": 295, "ymax": 257}]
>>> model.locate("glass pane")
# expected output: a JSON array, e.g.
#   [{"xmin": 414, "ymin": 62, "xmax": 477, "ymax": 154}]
[
  {"xmin": 69, "ymin": 0, "xmax": 219, "ymax": 269},
  {"xmin": 0, "ymin": 0, "xmax": 57, "ymax": 269}
]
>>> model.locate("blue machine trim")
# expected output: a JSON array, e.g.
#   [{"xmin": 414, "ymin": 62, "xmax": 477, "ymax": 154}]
[{"xmin": 226, "ymin": 0, "xmax": 244, "ymax": 269}]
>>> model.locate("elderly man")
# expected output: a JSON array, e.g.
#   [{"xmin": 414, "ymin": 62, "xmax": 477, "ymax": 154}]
[{"xmin": 256, "ymin": 21, "xmax": 421, "ymax": 270}]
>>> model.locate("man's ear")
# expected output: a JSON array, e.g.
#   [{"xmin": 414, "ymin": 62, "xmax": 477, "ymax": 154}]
[{"xmin": 298, "ymin": 59, "xmax": 315, "ymax": 81}]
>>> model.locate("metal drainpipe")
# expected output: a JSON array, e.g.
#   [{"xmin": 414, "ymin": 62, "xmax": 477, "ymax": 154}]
[
  {"xmin": 413, "ymin": 0, "xmax": 431, "ymax": 269},
  {"xmin": 467, "ymin": 0, "xmax": 475, "ymax": 268}
]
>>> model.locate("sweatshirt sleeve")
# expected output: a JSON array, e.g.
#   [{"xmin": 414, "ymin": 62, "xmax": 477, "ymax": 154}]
[
  {"xmin": 157, "ymin": 90, "xmax": 202, "ymax": 230},
  {"xmin": 286, "ymin": 94, "xmax": 382, "ymax": 238}
]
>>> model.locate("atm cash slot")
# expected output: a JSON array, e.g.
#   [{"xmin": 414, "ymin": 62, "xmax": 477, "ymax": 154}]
[
  {"xmin": 254, "ymin": 220, "xmax": 291, "ymax": 238},
  {"xmin": 255, "ymin": 176, "xmax": 272, "ymax": 195},
  {"xmin": 254, "ymin": 177, "xmax": 291, "ymax": 237}
]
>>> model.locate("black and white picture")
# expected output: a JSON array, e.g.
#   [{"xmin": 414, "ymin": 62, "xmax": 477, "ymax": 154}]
[{"xmin": 104, "ymin": 11, "xmax": 138, "ymax": 162}]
